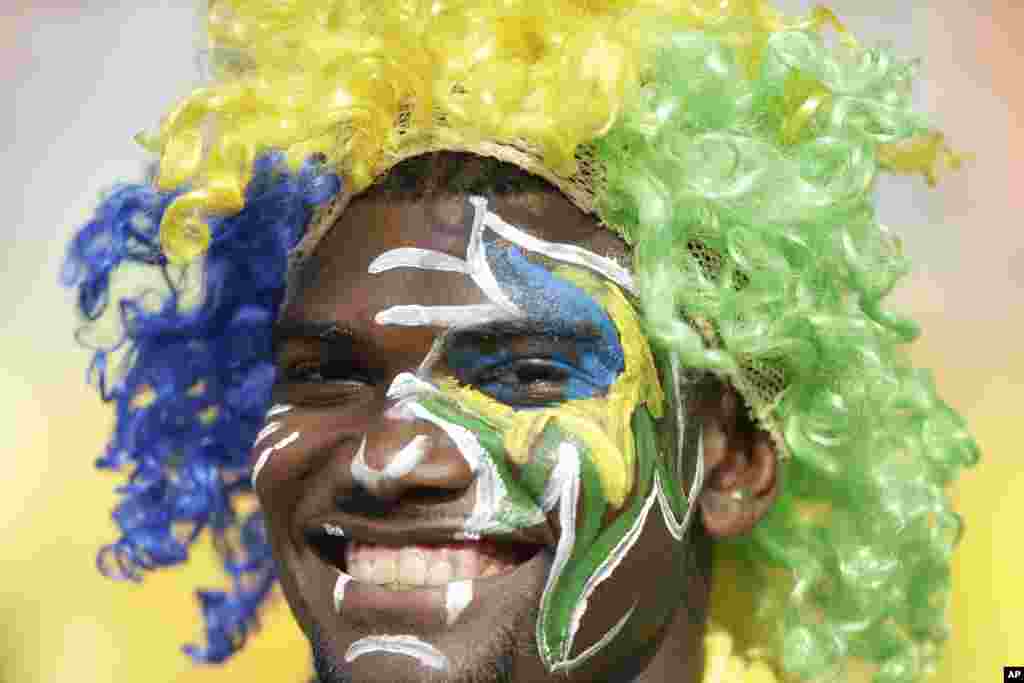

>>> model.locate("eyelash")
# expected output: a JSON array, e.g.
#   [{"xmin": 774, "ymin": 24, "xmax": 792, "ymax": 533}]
[
  {"xmin": 468, "ymin": 356, "xmax": 596, "ymax": 406},
  {"xmin": 280, "ymin": 359, "xmax": 372, "ymax": 385}
]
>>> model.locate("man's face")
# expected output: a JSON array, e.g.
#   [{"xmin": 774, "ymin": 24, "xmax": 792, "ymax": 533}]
[{"xmin": 254, "ymin": 182, "xmax": 704, "ymax": 683}]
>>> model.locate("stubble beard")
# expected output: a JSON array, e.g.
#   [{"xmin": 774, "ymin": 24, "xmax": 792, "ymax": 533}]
[{"xmin": 309, "ymin": 602, "xmax": 534, "ymax": 683}]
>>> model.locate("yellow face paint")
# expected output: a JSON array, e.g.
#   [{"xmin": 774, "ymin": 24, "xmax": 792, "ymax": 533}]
[{"xmin": 437, "ymin": 267, "xmax": 663, "ymax": 509}]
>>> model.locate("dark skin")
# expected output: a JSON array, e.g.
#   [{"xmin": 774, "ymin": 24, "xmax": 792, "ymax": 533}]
[{"xmin": 256, "ymin": 153, "xmax": 778, "ymax": 683}]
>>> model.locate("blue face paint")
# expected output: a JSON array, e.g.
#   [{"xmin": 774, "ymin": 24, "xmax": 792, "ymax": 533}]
[{"xmin": 446, "ymin": 242, "xmax": 626, "ymax": 403}]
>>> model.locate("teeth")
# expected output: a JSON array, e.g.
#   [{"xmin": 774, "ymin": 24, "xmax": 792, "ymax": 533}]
[
  {"xmin": 343, "ymin": 541, "xmax": 523, "ymax": 587},
  {"xmin": 451, "ymin": 547, "xmax": 479, "ymax": 581},
  {"xmin": 376, "ymin": 553, "xmax": 398, "ymax": 586},
  {"xmin": 398, "ymin": 549, "xmax": 428, "ymax": 586},
  {"xmin": 426, "ymin": 560, "xmax": 453, "ymax": 586}
]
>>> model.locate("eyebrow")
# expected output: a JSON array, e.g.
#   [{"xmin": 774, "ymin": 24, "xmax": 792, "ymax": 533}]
[
  {"xmin": 271, "ymin": 322, "xmax": 370, "ymax": 350},
  {"xmin": 444, "ymin": 316, "xmax": 601, "ymax": 343}
]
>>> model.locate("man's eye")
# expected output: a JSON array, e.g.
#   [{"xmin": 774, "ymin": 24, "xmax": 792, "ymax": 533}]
[{"xmin": 475, "ymin": 358, "xmax": 586, "ymax": 406}]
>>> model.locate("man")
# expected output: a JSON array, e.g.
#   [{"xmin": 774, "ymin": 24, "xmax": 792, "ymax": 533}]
[{"xmin": 63, "ymin": 2, "xmax": 977, "ymax": 682}]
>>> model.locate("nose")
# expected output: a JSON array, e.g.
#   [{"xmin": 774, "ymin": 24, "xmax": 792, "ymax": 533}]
[{"xmin": 351, "ymin": 408, "xmax": 476, "ymax": 503}]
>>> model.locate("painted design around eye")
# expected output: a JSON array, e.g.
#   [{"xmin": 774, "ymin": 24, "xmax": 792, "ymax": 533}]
[{"xmin": 365, "ymin": 197, "xmax": 702, "ymax": 673}]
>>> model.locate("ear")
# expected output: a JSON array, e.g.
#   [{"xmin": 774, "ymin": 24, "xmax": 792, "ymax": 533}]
[{"xmin": 696, "ymin": 382, "xmax": 779, "ymax": 538}]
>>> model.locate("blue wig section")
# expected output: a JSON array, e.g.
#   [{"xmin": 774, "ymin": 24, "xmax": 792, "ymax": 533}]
[
  {"xmin": 486, "ymin": 243, "xmax": 624, "ymax": 398},
  {"xmin": 62, "ymin": 152, "xmax": 340, "ymax": 664}
]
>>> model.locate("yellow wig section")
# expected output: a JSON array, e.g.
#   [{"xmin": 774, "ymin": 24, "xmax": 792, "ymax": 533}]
[{"xmin": 146, "ymin": 0, "xmax": 865, "ymax": 264}]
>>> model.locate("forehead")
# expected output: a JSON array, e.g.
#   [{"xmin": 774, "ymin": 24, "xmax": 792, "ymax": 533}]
[{"xmin": 281, "ymin": 187, "xmax": 628, "ymax": 326}]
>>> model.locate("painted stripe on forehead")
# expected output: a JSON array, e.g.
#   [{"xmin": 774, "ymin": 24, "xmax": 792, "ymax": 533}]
[
  {"xmin": 470, "ymin": 196, "xmax": 635, "ymax": 295},
  {"xmin": 374, "ymin": 303, "xmax": 510, "ymax": 328},
  {"xmin": 369, "ymin": 196, "xmax": 632, "ymax": 334},
  {"xmin": 344, "ymin": 635, "xmax": 448, "ymax": 671},
  {"xmin": 368, "ymin": 248, "xmax": 468, "ymax": 274}
]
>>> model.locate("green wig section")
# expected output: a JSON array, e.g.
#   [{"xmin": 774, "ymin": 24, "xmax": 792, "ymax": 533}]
[{"xmin": 594, "ymin": 26, "xmax": 979, "ymax": 683}]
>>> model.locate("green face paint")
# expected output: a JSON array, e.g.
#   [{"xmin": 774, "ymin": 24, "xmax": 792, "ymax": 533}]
[
  {"xmin": 371, "ymin": 197, "xmax": 702, "ymax": 672},
  {"xmin": 398, "ymin": 265, "xmax": 697, "ymax": 671}
]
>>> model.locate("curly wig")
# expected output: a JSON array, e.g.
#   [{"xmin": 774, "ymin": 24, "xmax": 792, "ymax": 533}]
[{"xmin": 63, "ymin": 1, "xmax": 978, "ymax": 680}]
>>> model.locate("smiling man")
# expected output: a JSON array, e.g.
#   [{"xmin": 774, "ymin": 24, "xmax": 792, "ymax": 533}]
[
  {"xmin": 64, "ymin": 2, "xmax": 978, "ymax": 683},
  {"xmin": 256, "ymin": 152, "xmax": 778, "ymax": 682}
]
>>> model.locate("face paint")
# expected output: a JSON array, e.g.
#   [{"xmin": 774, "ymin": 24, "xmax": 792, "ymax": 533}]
[
  {"xmin": 333, "ymin": 572, "xmax": 353, "ymax": 613},
  {"xmin": 350, "ymin": 434, "xmax": 433, "ymax": 494},
  {"xmin": 344, "ymin": 635, "xmax": 449, "ymax": 671},
  {"xmin": 375, "ymin": 303, "xmax": 509, "ymax": 328},
  {"xmin": 368, "ymin": 197, "xmax": 701, "ymax": 671},
  {"xmin": 254, "ymin": 421, "xmax": 282, "ymax": 447},
  {"xmin": 251, "ymin": 430, "xmax": 301, "ymax": 488},
  {"xmin": 444, "ymin": 579, "xmax": 473, "ymax": 626},
  {"xmin": 266, "ymin": 403, "xmax": 293, "ymax": 418}
]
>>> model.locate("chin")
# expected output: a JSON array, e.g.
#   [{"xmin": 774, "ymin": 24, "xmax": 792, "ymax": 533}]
[{"xmin": 284, "ymin": 537, "xmax": 551, "ymax": 683}]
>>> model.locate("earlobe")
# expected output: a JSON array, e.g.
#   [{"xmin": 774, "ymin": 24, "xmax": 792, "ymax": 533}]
[{"xmin": 696, "ymin": 384, "xmax": 778, "ymax": 538}]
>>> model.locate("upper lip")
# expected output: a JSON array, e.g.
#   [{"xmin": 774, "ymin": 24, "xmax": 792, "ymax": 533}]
[{"xmin": 304, "ymin": 515, "xmax": 555, "ymax": 548}]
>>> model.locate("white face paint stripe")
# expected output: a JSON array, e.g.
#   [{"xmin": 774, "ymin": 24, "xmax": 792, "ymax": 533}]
[
  {"xmin": 563, "ymin": 481, "xmax": 660, "ymax": 666},
  {"xmin": 404, "ymin": 401, "xmax": 482, "ymax": 474},
  {"xmin": 265, "ymin": 403, "xmax": 293, "ymax": 418},
  {"xmin": 553, "ymin": 601, "xmax": 638, "ymax": 673},
  {"xmin": 374, "ymin": 303, "xmax": 510, "ymax": 328},
  {"xmin": 333, "ymin": 572, "xmax": 353, "ymax": 613},
  {"xmin": 250, "ymin": 430, "xmax": 301, "ymax": 488},
  {"xmin": 253, "ymin": 421, "xmax": 282, "ymax": 448},
  {"xmin": 537, "ymin": 444, "xmax": 581, "ymax": 662},
  {"xmin": 658, "ymin": 353, "xmax": 705, "ymax": 541},
  {"xmin": 465, "ymin": 199, "xmax": 521, "ymax": 315},
  {"xmin": 469, "ymin": 195, "xmax": 636, "ymax": 295},
  {"xmin": 368, "ymin": 247, "xmax": 469, "ymax": 275},
  {"xmin": 540, "ymin": 442, "xmax": 578, "ymax": 513},
  {"xmin": 344, "ymin": 635, "xmax": 449, "ymax": 671},
  {"xmin": 351, "ymin": 434, "xmax": 433, "ymax": 492},
  {"xmin": 445, "ymin": 579, "xmax": 474, "ymax": 626},
  {"xmin": 386, "ymin": 372, "xmax": 438, "ymax": 401}
]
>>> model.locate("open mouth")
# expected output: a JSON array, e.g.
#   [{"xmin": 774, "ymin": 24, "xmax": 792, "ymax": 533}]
[{"xmin": 307, "ymin": 525, "xmax": 542, "ymax": 590}]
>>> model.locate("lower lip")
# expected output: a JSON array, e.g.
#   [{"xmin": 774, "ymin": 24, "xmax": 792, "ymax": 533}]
[{"xmin": 313, "ymin": 548, "xmax": 549, "ymax": 629}]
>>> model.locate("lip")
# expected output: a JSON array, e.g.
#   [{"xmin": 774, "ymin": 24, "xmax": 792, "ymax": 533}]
[
  {"xmin": 298, "ymin": 516, "xmax": 553, "ymax": 629},
  {"xmin": 330, "ymin": 549, "xmax": 549, "ymax": 624}
]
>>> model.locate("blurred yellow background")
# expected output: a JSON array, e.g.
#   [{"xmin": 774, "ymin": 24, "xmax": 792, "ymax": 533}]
[{"xmin": 2, "ymin": 1, "xmax": 1019, "ymax": 681}]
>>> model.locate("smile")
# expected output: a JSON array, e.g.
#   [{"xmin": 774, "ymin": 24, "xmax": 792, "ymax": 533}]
[{"xmin": 304, "ymin": 519, "xmax": 549, "ymax": 625}]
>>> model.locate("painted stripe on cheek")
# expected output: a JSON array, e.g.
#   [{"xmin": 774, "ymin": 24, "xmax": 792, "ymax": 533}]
[
  {"xmin": 333, "ymin": 572, "xmax": 353, "ymax": 613},
  {"xmin": 251, "ymin": 430, "xmax": 300, "ymax": 488},
  {"xmin": 253, "ymin": 421, "xmax": 282, "ymax": 447},
  {"xmin": 266, "ymin": 403, "xmax": 293, "ymax": 418}
]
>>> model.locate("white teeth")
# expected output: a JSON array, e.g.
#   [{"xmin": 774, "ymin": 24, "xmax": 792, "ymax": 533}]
[
  {"xmin": 451, "ymin": 548, "xmax": 479, "ymax": 581},
  {"xmin": 343, "ymin": 542, "xmax": 516, "ymax": 588},
  {"xmin": 398, "ymin": 549, "xmax": 428, "ymax": 586},
  {"xmin": 376, "ymin": 554, "xmax": 398, "ymax": 585},
  {"xmin": 426, "ymin": 561, "xmax": 453, "ymax": 586}
]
